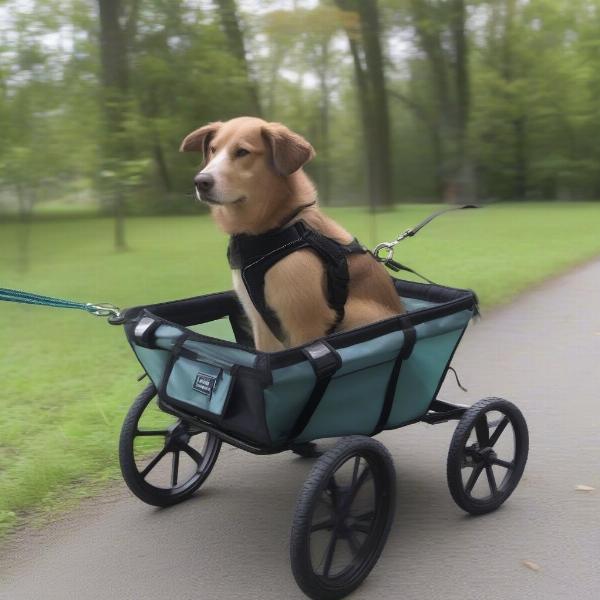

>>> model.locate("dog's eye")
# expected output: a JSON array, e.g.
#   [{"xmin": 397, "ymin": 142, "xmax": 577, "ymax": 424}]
[{"xmin": 234, "ymin": 148, "xmax": 250, "ymax": 158}]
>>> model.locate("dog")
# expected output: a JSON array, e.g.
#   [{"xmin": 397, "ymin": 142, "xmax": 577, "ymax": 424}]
[{"xmin": 180, "ymin": 116, "xmax": 404, "ymax": 351}]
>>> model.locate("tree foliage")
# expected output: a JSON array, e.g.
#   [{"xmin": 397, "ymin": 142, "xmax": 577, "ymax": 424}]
[{"xmin": 1, "ymin": 0, "xmax": 600, "ymax": 227}]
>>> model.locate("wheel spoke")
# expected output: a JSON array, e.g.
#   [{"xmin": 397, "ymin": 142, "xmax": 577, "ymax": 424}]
[
  {"xmin": 351, "ymin": 522, "xmax": 372, "ymax": 534},
  {"xmin": 135, "ymin": 429, "xmax": 169, "ymax": 437},
  {"xmin": 488, "ymin": 416, "xmax": 510, "ymax": 447},
  {"xmin": 354, "ymin": 510, "xmax": 375, "ymax": 522},
  {"xmin": 140, "ymin": 447, "xmax": 168, "ymax": 478},
  {"xmin": 474, "ymin": 415, "xmax": 490, "ymax": 446},
  {"xmin": 350, "ymin": 510, "xmax": 375, "ymax": 534},
  {"xmin": 485, "ymin": 465, "xmax": 498, "ymax": 495},
  {"xmin": 322, "ymin": 532, "xmax": 338, "ymax": 578},
  {"xmin": 350, "ymin": 465, "xmax": 372, "ymax": 501},
  {"xmin": 491, "ymin": 457, "xmax": 513, "ymax": 470},
  {"xmin": 465, "ymin": 463, "xmax": 484, "ymax": 493},
  {"xmin": 182, "ymin": 444, "xmax": 204, "ymax": 468},
  {"xmin": 311, "ymin": 518, "xmax": 334, "ymax": 533},
  {"xmin": 347, "ymin": 530, "xmax": 361, "ymax": 557},
  {"xmin": 171, "ymin": 451, "xmax": 180, "ymax": 487}
]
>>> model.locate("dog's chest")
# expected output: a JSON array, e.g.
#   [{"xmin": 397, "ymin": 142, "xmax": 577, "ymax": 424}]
[{"xmin": 232, "ymin": 270, "xmax": 260, "ymax": 326}]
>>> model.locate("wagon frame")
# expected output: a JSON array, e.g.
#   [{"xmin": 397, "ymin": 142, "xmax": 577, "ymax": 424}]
[{"xmin": 114, "ymin": 277, "xmax": 529, "ymax": 600}]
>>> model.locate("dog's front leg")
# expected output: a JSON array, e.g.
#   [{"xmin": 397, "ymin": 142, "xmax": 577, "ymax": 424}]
[
  {"xmin": 264, "ymin": 250, "xmax": 337, "ymax": 348},
  {"xmin": 253, "ymin": 321, "xmax": 285, "ymax": 352},
  {"xmin": 232, "ymin": 270, "xmax": 285, "ymax": 352}
]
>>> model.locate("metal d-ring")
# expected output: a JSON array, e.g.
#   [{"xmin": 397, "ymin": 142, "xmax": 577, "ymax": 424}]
[{"xmin": 372, "ymin": 242, "xmax": 395, "ymax": 263}]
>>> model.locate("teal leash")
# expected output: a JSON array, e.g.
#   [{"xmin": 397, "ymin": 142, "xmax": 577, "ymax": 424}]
[{"xmin": 0, "ymin": 287, "xmax": 121, "ymax": 318}]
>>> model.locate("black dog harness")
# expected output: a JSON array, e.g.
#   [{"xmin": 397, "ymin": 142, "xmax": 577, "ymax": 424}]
[{"xmin": 227, "ymin": 203, "xmax": 368, "ymax": 343}]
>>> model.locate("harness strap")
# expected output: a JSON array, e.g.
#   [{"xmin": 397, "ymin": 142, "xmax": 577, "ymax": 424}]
[
  {"xmin": 381, "ymin": 258, "xmax": 436, "ymax": 285},
  {"xmin": 300, "ymin": 228, "xmax": 365, "ymax": 335},
  {"xmin": 229, "ymin": 220, "xmax": 367, "ymax": 344}
]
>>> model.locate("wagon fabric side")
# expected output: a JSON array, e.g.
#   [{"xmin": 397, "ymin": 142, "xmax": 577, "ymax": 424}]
[{"xmin": 121, "ymin": 280, "xmax": 477, "ymax": 450}]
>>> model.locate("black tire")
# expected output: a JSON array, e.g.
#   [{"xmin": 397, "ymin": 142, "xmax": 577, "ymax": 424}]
[
  {"xmin": 447, "ymin": 397, "xmax": 528, "ymax": 515},
  {"xmin": 290, "ymin": 436, "xmax": 396, "ymax": 600},
  {"xmin": 119, "ymin": 384, "xmax": 221, "ymax": 507}
]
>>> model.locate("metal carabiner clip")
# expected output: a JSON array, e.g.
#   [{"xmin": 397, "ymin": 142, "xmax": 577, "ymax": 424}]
[{"xmin": 85, "ymin": 302, "xmax": 122, "ymax": 318}]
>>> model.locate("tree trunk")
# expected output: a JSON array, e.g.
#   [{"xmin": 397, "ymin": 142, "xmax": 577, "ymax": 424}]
[
  {"xmin": 266, "ymin": 42, "xmax": 284, "ymax": 117},
  {"xmin": 357, "ymin": 0, "xmax": 393, "ymax": 207},
  {"xmin": 213, "ymin": 0, "xmax": 262, "ymax": 116},
  {"xmin": 502, "ymin": 0, "xmax": 527, "ymax": 200},
  {"xmin": 317, "ymin": 39, "xmax": 331, "ymax": 204},
  {"xmin": 450, "ymin": 0, "xmax": 475, "ymax": 203},
  {"xmin": 410, "ymin": 0, "xmax": 474, "ymax": 202},
  {"xmin": 153, "ymin": 139, "xmax": 172, "ymax": 193},
  {"xmin": 347, "ymin": 35, "xmax": 377, "ymax": 206},
  {"xmin": 410, "ymin": 0, "xmax": 454, "ymax": 200},
  {"xmin": 336, "ymin": 0, "xmax": 392, "ymax": 208},
  {"xmin": 389, "ymin": 89, "xmax": 444, "ymax": 199},
  {"xmin": 15, "ymin": 183, "xmax": 33, "ymax": 273},
  {"xmin": 98, "ymin": 0, "xmax": 129, "ymax": 251}
]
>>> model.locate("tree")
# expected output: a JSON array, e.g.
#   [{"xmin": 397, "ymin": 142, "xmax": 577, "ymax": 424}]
[
  {"xmin": 403, "ymin": 0, "xmax": 474, "ymax": 203},
  {"xmin": 213, "ymin": 0, "xmax": 262, "ymax": 116},
  {"xmin": 97, "ymin": 0, "xmax": 136, "ymax": 250},
  {"xmin": 336, "ymin": 0, "xmax": 394, "ymax": 207}
]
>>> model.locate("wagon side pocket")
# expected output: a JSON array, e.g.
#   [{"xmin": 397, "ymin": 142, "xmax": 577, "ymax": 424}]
[{"xmin": 159, "ymin": 336, "xmax": 235, "ymax": 421}]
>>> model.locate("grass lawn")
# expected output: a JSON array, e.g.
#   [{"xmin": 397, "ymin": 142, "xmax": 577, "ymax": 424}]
[{"xmin": 1, "ymin": 202, "xmax": 599, "ymax": 536}]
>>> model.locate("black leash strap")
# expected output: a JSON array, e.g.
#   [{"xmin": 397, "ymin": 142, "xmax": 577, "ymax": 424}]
[
  {"xmin": 373, "ymin": 204, "xmax": 479, "ymax": 264},
  {"xmin": 372, "ymin": 204, "xmax": 479, "ymax": 284},
  {"xmin": 382, "ymin": 259, "xmax": 436, "ymax": 284},
  {"xmin": 404, "ymin": 204, "xmax": 479, "ymax": 238}
]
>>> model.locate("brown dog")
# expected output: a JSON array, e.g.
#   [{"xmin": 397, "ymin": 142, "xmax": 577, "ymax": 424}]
[{"xmin": 180, "ymin": 116, "xmax": 404, "ymax": 351}]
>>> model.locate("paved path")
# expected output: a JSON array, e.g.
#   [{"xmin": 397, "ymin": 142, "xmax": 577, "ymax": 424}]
[{"xmin": 1, "ymin": 260, "xmax": 599, "ymax": 600}]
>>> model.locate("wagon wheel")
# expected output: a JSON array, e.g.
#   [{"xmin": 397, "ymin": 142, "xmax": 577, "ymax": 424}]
[
  {"xmin": 290, "ymin": 436, "xmax": 396, "ymax": 600},
  {"xmin": 119, "ymin": 384, "xmax": 221, "ymax": 507},
  {"xmin": 447, "ymin": 397, "xmax": 528, "ymax": 515}
]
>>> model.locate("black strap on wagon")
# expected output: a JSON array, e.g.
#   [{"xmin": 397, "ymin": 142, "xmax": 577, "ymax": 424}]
[
  {"xmin": 228, "ymin": 203, "xmax": 368, "ymax": 344},
  {"xmin": 371, "ymin": 324, "xmax": 417, "ymax": 436},
  {"xmin": 287, "ymin": 340, "xmax": 342, "ymax": 441}
]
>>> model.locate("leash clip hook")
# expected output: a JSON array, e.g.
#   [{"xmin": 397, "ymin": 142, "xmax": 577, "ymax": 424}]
[
  {"xmin": 373, "ymin": 228, "xmax": 412, "ymax": 263},
  {"xmin": 85, "ymin": 303, "xmax": 121, "ymax": 318}
]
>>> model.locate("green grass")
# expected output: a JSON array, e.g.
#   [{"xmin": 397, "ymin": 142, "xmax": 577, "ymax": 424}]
[{"xmin": 1, "ymin": 202, "xmax": 599, "ymax": 536}]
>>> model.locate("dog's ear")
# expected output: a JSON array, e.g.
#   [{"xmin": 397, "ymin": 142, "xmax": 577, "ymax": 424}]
[
  {"xmin": 261, "ymin": 123, "xmax": 315, "ymax": 176},
  {"xmin": 179, "ymin": 122, "xmax": 222, "ymax": 161}
]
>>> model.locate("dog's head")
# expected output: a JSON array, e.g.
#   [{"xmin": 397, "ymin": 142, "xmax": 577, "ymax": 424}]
[{"xmin": 180, "ymin": 117, "xmax": 315, "ymax": 228}]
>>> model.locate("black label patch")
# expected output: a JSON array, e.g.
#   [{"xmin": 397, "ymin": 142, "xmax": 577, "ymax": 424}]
[{"xmin": 193, "ymin": 372, "xmax": 218, "ymax": 398}]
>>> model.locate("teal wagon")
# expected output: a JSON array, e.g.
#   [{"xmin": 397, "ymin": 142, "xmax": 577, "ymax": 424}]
[{"xmin": 115, "ymin": 277, "xmax": 529, "ymax": 600}]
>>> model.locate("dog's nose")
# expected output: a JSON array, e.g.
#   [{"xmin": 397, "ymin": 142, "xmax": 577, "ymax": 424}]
[{"xmin": 194, "ymin": 173, "xmax": 215, "ymax": 193}]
